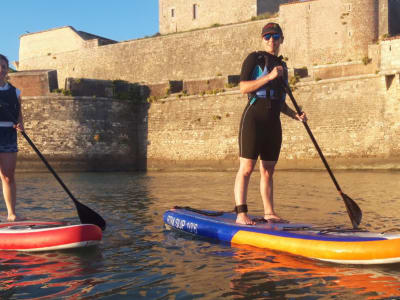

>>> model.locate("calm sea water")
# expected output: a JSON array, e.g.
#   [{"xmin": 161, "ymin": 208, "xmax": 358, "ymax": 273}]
[{"xmin": 1, "ymin": 170, "xmax": 400, "ymax": 299}]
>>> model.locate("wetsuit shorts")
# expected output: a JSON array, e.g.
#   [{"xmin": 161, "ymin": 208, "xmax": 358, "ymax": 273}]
[
  {"xmin": 0, "ymin": 127, "xmax": 17, "ymax": 153},
  {"xmin": 238, "ymin": 97, "xmax": 282, "ymax": 161},
  {"xmin": 0, "ymin": 84, "xmax": 20, "ymax": 153}
]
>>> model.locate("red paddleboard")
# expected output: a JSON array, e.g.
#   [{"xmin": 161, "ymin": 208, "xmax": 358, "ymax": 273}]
[{"xmin": 0, "ymin": 221, "xmax": 102, "ymax": 251}]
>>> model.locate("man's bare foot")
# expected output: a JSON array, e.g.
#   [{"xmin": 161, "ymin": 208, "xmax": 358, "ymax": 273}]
[
  {"xmin": 236, "ymin": 212, "xmax": 256, "ymax": 225},
  {"xmin": 7, "ymin": 215, "xmax": 27, "ymax": 222}
]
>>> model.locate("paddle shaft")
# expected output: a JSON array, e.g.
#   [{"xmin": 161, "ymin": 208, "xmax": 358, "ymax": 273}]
[{"xmin": 283, "ymin": 84, "xmax": 361, "ymax": 228}]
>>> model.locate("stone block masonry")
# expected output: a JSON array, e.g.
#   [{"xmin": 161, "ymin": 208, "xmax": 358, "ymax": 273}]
[
  {"xmin": 18, "ymin": 19, "xmax": 276, "ymax": 88},
  {"xmin": 159, "ymin": 0, "xmax": 260, "ymax": 34},
  {"xmin": 17, "ymin": 95, "xmax": 147, "ymax": 172},
  {"xmin": 12, "ymin": 68, "xmax": 400, "ymax": 172},
  {"xmin": 19, "ymin": 0, "xmax": 390, "ymax": 88},
  {"xmin": 146, "ymin": 74, "xmax": 400, "ymax": 170},
  {"xmin": 9, "ymin": 70, "xmax": 58, "ymax": 97}
]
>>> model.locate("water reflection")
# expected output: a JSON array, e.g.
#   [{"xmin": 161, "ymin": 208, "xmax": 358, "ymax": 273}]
[
  {"xmin": 0, "ymin": 248, "xmax": 103, "ymax": 299},
  {"xmin": 229, "ymin": 245, "xmax": 400, "ymax": 299},
  {"xmin": 0, "ymin": 170, "xmax": 399, "ymax": 299}
]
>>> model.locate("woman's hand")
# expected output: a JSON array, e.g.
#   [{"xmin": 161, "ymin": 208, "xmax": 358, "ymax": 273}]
[
  {"xmin": 295, "ymin": 112, "xmax": 307, "ymax": 122},
  {"xmin": 240, "ymin": 65, "xmax": 284, "ymax": 94},
  {"xmin": 268, "ymin": 66, "xmax": 284, "ymax": 81},
  {"xmin": 14, "ymin": 122, "xmax": 24, "ymax": 132}
]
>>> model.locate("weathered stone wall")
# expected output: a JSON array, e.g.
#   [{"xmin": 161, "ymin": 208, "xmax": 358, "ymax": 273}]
[
  {"xmin": 18, "ymin": 0, "xmax": 389, "ymax": 88},
  {"xmin": 280, "ymin": 0, "xmax": 378, "ymax": 68},
  {"xmin": 159, "ymin": 0, "xmax": 258, "ymax": 34},
  {"xmin": 380, "ymin": 37, "xmax": 400, "ymax": 72},
  {"xmin": 18, "ymin": 19, "xmax": 272, "ymax": 89},
  {"xmin": 20, "ymin": 27, "xmax": 88, "ymax": 60},
  {"xmin": 8, "ymin": 70, "xmax": 58, "ymax": 97},
  {"xmin": 17, "ymin": 95, "xmax": 147, "ymax": 172},
  {"xmin": 146, "ymin": 74, "xmax": 400, "ymax": 170},
  {"xmin": 13, "ymin": 70, "xmax": 400, "ymax": 172}
]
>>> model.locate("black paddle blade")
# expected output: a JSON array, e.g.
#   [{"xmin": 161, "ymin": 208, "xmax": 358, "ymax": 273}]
[
  {"xmin": 74, "ymin": 200, "xmax": 106, "ymax": 231},
  {"xmin": 342, "ymin": 193, "xmax": 362, "ymax": 229}
]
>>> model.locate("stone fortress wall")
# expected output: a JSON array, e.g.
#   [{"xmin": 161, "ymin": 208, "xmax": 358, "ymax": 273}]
[
  {"xmin": 281, "ymin": 0, "xmax": 380, "ymax": 67},
  {"xmin": 11, "ymin": 0, "xmax": 400, "ymax": 171},
  {"xmin": 18, "ymin": 0, "xmax": 394, "ymax": 86},
  {"xmin": 146, "ymin": 73, "xmax": 400, "ymax": 171},
  {"xmin": 18, "ymin": 20, "xmax": 274, "ymax": 89},
  {"xmin": 15, "ymin": 95, "xmax": 147, "ymax": 172},
  {"xmin": 158, "ymin": 0, "xmax": 286, "ymax": 34},
  {"xmin": 159, "ymin": 0, "xmax": 257, "ymax": 34}
]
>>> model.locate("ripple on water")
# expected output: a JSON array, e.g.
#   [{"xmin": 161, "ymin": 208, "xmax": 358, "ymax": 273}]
[{"xmin": 0, "ymin": 170, "xmax": 399, "ymax": 299}]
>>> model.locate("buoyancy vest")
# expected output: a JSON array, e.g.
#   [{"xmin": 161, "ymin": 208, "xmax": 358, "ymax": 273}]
[
  {"xmin": 249, "ymin": 51, "xmax": 288, "ymax": 104},
  {"xmin": 0, "ymin": 84, "xmax": 20, "ymax": 122}
]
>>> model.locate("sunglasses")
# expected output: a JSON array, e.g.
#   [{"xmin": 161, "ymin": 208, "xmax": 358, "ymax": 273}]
[{"xmin": 263, "ymin": 33, "xmax": 281, "ymax": 41}]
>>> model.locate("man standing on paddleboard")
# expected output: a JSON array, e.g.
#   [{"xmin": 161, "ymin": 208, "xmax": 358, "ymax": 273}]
[
  {"xmin": 234, "ymin": 23, "xmax": 306, "ymax": 225},
  {"xmin": 0, "ymin": 54, "xmax": 25, "ymax": 221}
]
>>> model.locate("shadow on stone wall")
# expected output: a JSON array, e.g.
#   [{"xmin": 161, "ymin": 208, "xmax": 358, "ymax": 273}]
[
  {"xmin": 58, "ymin": 75, "xmax": 240, "ymax": 171},
  {"xmin": 9, "ymin": 74, "xmax": 151, "ymax": 172},
  {"xmin": 17, "ymin": 93, "xmax": 150, "ymax": 172},
  {"xmin": 63, "ymin": 78, "xmax": 151, "ymax": 171},
  {"xmin": 65, "ymin": 78, "xmax": 151, "ymax": 101},
  {"xmin": 64, "ymin": 74, "xmax": 240, "ymax": 101}
]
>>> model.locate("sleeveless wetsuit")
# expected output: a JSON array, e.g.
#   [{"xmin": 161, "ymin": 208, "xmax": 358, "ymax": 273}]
[
  {"xmin": 0, "ymin": 83, "xmax": 20, "ymax": 153},
  {"xmin": 238, "ymin": 51, "xmax": 288, "ymax": 161}
]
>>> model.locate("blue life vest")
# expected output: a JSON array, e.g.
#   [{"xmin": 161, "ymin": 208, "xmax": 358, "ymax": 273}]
[{"xmin": 252, "ymin": 65, "xmax": 269, "ymax": 98}]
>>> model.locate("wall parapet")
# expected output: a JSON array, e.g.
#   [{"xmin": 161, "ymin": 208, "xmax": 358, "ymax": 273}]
[{"xmin": 9, "ymin": 70, "xmax": 58, "ymax": 96}]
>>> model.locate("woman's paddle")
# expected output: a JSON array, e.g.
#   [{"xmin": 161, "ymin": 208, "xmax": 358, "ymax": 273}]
[
  {"xmin": 282, "ymin": 82, "xmax": 362, "ymax": 229},
  {"xmin": 0, "ymin": 104, "xmax": 106, "ymax": 231}
]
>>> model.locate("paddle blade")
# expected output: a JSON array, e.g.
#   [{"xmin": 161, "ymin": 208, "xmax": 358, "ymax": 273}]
[
  {"xmin": 342, "ymin": 193, "xmax": 362, "ymax": 229},
  {"xmin": 74, "ymin": 200, "xmax": 106, "ymax": 231}
]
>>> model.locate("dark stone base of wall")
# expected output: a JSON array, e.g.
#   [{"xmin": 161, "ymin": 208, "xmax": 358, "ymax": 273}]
[
  {"xmin": 15, "ymin": 155, "xmax": 400, "ymax": 173},
  {"xmin": 17, "ymin": 155, "xmax": 146, "ymax": 173},
  {"xmin": 147, "ymin": 157, "xmax": 400, "ymax": 172}
]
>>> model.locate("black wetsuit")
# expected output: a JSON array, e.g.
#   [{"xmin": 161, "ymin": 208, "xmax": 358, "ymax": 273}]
[{"xmin": 238, "ymin": 51, "xmax": 288, "ymax": 161}]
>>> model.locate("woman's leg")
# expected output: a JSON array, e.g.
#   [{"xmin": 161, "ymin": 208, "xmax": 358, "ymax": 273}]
[
  {"xmin": 259, "ymin": 160, "xmax": 278, "ymax": 218},
  {"xmin": 0, "ymin": 152, "xmax": 18, "ymax": 221},
  {"xmin": 259, "ymin": 160, "xmax": 287, "ymax": 222},
  {"xmin": 234, "ymin": 157, "xmax": 257, "ymax": 225}
]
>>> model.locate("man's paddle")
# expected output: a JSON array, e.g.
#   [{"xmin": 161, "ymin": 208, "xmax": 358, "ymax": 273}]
[
  {"xmin": 0, "ymin": 104, "xmax": 106, "ymax": 231},
  {"xmin": 282, "ymin": 83, "xmax": 362, "ymax": 229}
]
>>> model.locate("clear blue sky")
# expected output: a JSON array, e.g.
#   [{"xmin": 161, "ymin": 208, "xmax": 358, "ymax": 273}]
[{"xmin": 1, "ymin": 1, "xmax": 159, "ymax": 67}]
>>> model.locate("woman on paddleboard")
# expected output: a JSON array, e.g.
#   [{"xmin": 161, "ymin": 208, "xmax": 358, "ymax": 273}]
[
  {"xmin": 234, "ymin": 23, "xmax": 306, "ymax": 225},
  {"xmin": 0, "ymin": 54, "xmax": 25, "ymax": 221}
]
